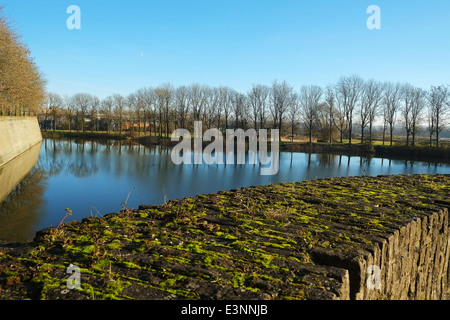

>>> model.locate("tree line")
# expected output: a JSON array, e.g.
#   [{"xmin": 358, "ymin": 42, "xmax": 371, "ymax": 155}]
[
  {"xmin": 0, "ymin": 10, "xmax": 46, "ymax": 116},
  {"xmin": 42, "ymin": 76, "xmax": 449, "ymax": 148},
  {"xmin": 0, "ymin": 10, "xmax": 448, "ymax": 148}
]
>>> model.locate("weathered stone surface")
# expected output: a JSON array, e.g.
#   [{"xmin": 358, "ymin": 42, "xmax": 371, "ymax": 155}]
[{"xmin": 0, "ymin": 174, "xmax": 448, "ymax": 300}]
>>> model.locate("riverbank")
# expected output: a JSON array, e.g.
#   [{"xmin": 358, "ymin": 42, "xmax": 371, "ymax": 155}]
[
  {"xmin": 0, "ymin": 174, "xmax": 448, "ymax": 300},
  {"xmin": 41, "ymin": 130, "xmax": 450, "ymax": 162},
  {"xmin": 41, "ymin": 130, "xmax": 130, "ymax": 141},
  {"xmin": 282, "ymin": 142, "xmax": 450, "ymax": 162}
]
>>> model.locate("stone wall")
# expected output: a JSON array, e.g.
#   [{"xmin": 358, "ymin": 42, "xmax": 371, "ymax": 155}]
[
  {"xmin": 313, "ymin": 206, "xmax": 449, "ymax": 300},
  {"xmin": 0, "ymin": 117, "xmax": 42, "ymax": 167},
  {"xmin": 0, "ymin": 172, "xmax": 448, "ymax": 299},
  {"xmin": 362, "ymin": 208, "xmax": 449, "ymax": 300}
]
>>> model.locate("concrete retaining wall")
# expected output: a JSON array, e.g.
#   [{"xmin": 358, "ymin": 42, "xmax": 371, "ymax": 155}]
[{"xmin": 0, "ymin": 117, "xmax": 42, "ymax": 168}]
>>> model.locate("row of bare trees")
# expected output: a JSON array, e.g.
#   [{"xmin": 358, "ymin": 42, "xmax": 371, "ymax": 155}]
[
  {"xmin": 42, "ymin": 76, "xmax": 449, "ymax": 147},
  {"xmin": 0, "ymin": 11, "xmax": 46, "ymax": 116}
]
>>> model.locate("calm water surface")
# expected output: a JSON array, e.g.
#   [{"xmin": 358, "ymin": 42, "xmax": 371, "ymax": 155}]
[{"xmin": 1, "ymin": 138, "xmax": 449, "ymax": 242}]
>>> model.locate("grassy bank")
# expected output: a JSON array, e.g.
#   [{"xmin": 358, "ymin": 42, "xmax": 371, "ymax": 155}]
[
  {"xmin": 373, "ymin": 144, "xmax": 450, "ymax": 160},
  {"xmin": 281, "ymin": 142, "xmax": 450, "ymax": 161},
  {"xmin": 41, "ymin": 130, "xmax": 130, "ymax": 141},
  {"xmin": 0, "ymin": 174, "xmax": 448, "ymax": 300}
]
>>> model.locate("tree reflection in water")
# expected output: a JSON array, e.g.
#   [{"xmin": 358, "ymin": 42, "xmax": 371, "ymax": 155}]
[
  {"xmin": 0, "ymin": 167, "xmax": 47, "ymax": 242},
  {"xmin": 1, "ymin": 138, "xmax": 448, "ymax": 243}
]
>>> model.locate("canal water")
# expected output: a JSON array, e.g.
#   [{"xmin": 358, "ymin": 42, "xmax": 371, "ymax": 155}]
[{"xmin": 1, "ymin": 138, "xmax": 449, "ymax": 242}]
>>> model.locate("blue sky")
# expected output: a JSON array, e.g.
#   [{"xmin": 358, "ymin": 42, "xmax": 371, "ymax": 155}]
[{"xmin": 1, "ymin": 0, "xmax": 449, "ymax": 99}]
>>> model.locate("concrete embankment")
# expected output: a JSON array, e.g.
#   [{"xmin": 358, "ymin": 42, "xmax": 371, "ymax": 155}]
[
  {"xmin": 0, "ymin": 117, "xmax": 42, "ymax": 167},
  {"xmin": 0, "ymin": 174, "xmax": 448, "ymax": 300}
]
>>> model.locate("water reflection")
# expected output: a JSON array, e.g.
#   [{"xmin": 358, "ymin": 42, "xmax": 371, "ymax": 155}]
[
  {"xmin": 0, "ymin": 142, "xmax": 47, "ymax": 242},
  {"xmin": 0, "ymin": 138, "xmax": 449, "ymax": 243},
  {"xmin": 0, "ymin": 142, "xmax": 43, "ymax": 203}
]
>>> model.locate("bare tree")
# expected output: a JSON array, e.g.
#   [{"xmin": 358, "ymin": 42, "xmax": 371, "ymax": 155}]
[
  {"xmin": 428, "ymin": 85, "xmax": 449, "ymax": 147},
  {"xmin": 155, "ymin": 84, "xmax": 173, "ymax": 137},
  {"xmin": 324, "ymin": 85, "xmax": 336, "ymax": 143},
  {"xmin": 63, "ymin": 95, "xmax": 74, "ymax": 132},
  {"xmin": 381, "ymin": 103, "xmax": 388, "ymax": 145},
  {"xmin": 316, "ymin": 102, "xmax": 339, "ymax": 142},
  {"xmin": 336, "ymin": 75, "xmax": 363, "ymax": 144},
  {"xmin": 138, "ymin": 87, "xmax": 156, "ymax": 136},
  {"xmin": 219, "ymin": 86, "xmax": 233, "ymax": 130},
  {"xmin": 248, "ymin": 84, "xmax": 270, "ymax": 130},
  {"xmin": 89, "ymin": 96, "xmax": 100, "ymax": 132},
  {"xmin": 231, "ymin": 91, "xmax": 248, "ymax": 129},
  {"xmin": 70, "ymin": 93, "xmax": 96, "ymax": 132},
  {"xmin": 410, "ymin": 88, "xmax": 426, "ymax": 146},
  {"xmin": 204, "ymin": 87, "xmax": 220, "ymax": 129},
  {"xmin": 270, "ymin": 80, "xmax": 294, "ymax": 139},
  {"xmin": 113, "ymin": 94, "xmax": 127, "ymax": 134},
  {"xmin": 174, "ymin": 86, "xmax": 189, "ymax": 129},
  {"xmin": 299, "ymin": 85, "xmax": 322, "ymax": 143},
  {"xmin": 163, "ymin": 85, "xmax": 174, "ymax": 137},
  {"xmin": 45, "ymin": 92, "xmax": 63, "ymax": 131},
  {"xmin": 401, "ymin": 83, "xmax": 415, "ymax": 146},
  {"xmin": 200, "ymin": 86, "xmax": 213, "ymax": 127},
  {"xmin": 135, "ymin": 88, "xmax": 148, "ymax": 134},
  {"xmin": 101, "ymin": 96, "xmax": 114, "ymax": 133},
  {"xmin": 286, "ymin": 92, "xmax": 299, "ymax": 142},
  {"xmin": 188, "ymin": 84, "xmax": 208, "ymax": 122},
  {"xmin": 212, "ymin": 87, "xmax": 224, "ymax": 129},
  {"xmin": 359, "ymin": 80, "xmax": 384, "ymax": 144},
  {"xmin": 333, "ymin": 86, "xmax": 348, "ymax": 143},
  {"xmin": 127, "ymin": 92, "xmax": 141, "ymax": 134},
  {"xmin": 383, "ymin": 82, "xmax": 401, "ymax": 146},
  {"xmin": 368, "ymin": 81, "xmax": 385, "ymax": 144}
]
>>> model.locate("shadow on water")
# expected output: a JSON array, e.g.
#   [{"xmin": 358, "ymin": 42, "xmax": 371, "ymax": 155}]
[{"xmin": 0, "ymin": 137, "xmax": 449, "ymax": 243}]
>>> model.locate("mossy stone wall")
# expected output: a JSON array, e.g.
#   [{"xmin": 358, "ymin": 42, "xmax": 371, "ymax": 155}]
[{"xmin": 0, "ymin": 174, "xmax": 448, "ymax": 300}]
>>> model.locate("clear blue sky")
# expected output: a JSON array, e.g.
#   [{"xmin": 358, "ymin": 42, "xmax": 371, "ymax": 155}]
[{"xmin": 1, "ymin": 0, "xmax": 449, "ymax": 99}]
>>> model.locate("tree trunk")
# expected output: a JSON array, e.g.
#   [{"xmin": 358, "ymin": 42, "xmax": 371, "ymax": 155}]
[
  {"xmin": 329, "ymin": 114, "xmax": 332, "ymax": 143},
  {"xmin": 291, "ymin": 120, "xmax": 294, "ymax": 143},
  {"xmin": 390, "ymin": 125, "xmax": 394, "ymax": 146},
  {"xmin": 406, "ymin": 130, "xmax": 410, "ymax": 147},
  {"xmin": 361, "ymin": 124, "xmax": 365, "ymax": 144},
  {"xmin": 436, "ymin": 113, "xmax": 440, "ymax": 148},
  {"xmin": 348, "ymin": 122, "xmax": 352, "ymax": 144},
  {"xmin": 309, "ymin": 120, "xmax": 313, "ymax": 143}
]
